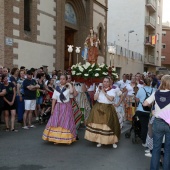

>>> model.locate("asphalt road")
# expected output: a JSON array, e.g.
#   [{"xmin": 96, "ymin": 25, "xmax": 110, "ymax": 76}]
[{"xmin": 0, "ymin": 122, "xmax": 151, "ymax": 170}]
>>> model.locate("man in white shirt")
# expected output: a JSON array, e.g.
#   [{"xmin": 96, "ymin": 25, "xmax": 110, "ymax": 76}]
[{"xmin": 117, "ymin": 74, "xmax": 130, "ymax": 90}]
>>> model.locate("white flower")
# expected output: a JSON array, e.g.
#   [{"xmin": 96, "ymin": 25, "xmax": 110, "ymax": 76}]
[
  {"xmin": 116, "ymin": 75, "xmax": 119, "ymax": 79},
  {"xmin": 86, "ymin": 62, "xmax": 91, "ymax": 67},
  {"xmin": 83, "ymin": 62, "xmax": 90, "ymax": 69},
  {"xmin": 95, "ymin": 73, "xmax": 99, "ymax": 77},
  {"xmin": 71, "ymin": 71, "xmax": 75, "ymax": 75},
  {"xmin": 95, "ymin": 68, "xmax": 101, "ymax": 71},
  {"xmin": 89, "ymin": 69, "xmax": 92, "ymax": 72},
  {"xmin": 71, "ymin": 65, "xmax": 76, "ymax": 69},
  {"xmin": 76, "ymin": 73, "xmax": 82, "ymax": 75},
  {"xmin": 112, "ymin": 67, "xmax": 116, "ymax": 71},
  {"xmin": 102, "ymin": 72, "xmax": 108, "ymax": 75},
  {"xmin": 112, "ymin": 73, "xmax": 117, "ymax": 76},
  {"xmin": 78, "ymin": 66, "xmax": 84, "ymax": 72},
  {"xmin": 84, "ymin": 74, "xmax": 89, "ymax": 76},
  {"xmin": 91, "ymin": 63, "xmax": 95, "ymax": 68},
  {"xmin": 78, "ymin": 62, "xmax": 82, "ymax": 65},
  {"xmin": 99, "ymin": 63, "xmax": 105, "ymax": 68}
]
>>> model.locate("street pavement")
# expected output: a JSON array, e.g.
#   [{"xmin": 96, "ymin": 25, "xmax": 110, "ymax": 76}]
[{"xmin": 0, "ymin": 121, "xmax": 151, "ymax": 170}]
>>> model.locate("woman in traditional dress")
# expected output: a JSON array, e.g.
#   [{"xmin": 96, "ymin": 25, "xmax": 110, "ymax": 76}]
[
  {"xmin": 85, "ymin": 77, "xmax": 120, "ymax": 148},
  {"xmin": 124, "ymin": 76, "xmax": 136, "ymax": 121},
  {"xmin": 67, "ymin": 75, "xmax": 82, "ymax": 140},
  {"xmin": 42, "ymin": 75, "xmax": 76, "ymax": 144}
]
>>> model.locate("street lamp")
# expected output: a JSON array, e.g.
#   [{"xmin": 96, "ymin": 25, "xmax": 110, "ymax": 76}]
[
  {"xmin": 127, "ymin": 30, "xmax": 134, "ymax": 63},
  {"xmin": 75, "ymin": 47, "xmax": 81, "ymax": 64},
  {"xmin": 108, "ymin": 46, "xmax": 116, "ymax": 67},
  {"xmin": 67, "ymin": 45, "xmax": 73, "ymax": 74},
  {"xmin": 68, "ymin": 45, "xmax": 73, "ymax": 67}
]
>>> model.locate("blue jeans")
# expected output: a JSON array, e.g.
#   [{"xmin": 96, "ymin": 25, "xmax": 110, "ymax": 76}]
[
  {"xmin": 150, "ymin": 118, "xmax": 170, "ymax": 170},
  {"xmin": 36, "ymin": 96, "xmax": 43, "ymax": 105},
  {"xmin": 16, "ymin": 95, "xmax": 25, "ymax": 121}
]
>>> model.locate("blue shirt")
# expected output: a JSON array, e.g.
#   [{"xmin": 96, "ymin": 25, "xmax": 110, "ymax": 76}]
[{"xmin": 136, "ymin": 86, "xmax": 154, "ymax": 112}]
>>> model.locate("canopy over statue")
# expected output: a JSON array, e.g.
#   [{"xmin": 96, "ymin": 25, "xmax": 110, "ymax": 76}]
[{"xmin": 83, "ymin": 27, "xmax": 100, "ymax": 64}]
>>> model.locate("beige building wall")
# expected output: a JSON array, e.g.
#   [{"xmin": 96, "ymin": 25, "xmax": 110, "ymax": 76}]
[
  {"xmin": 12, "ymin": 0, "xmax": 56, "ymax": 72},
  {"xmin": 106, "ymin": 53, "xmax": 143, "ymax": 77},
  {"xmin": 13, "ymin": 39, "xmax": 55, "ymax": 71}
]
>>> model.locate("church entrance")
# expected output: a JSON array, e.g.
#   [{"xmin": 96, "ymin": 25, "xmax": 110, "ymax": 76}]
[{"xmin": 64, "ymin": 27, "xmax": 76, "ymax": 70}]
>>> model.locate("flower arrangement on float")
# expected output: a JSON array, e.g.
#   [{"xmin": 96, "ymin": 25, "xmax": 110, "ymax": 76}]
[{"xmin": 71, "ymin": 62, "xmax": 118, "ymax": 84}]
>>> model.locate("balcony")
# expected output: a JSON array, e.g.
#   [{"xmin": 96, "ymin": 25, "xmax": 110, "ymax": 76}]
[
  {"xmin": 145, "ymin": 36, "xmax": 155, "ymax": 48},
  {"xmin": 145, "ymin": 55, "xmax": 155, "ymax": 65},
  {"xmin": 146, "ymin": 0, "xmax": 156, "ymax": 12},
  {"xmin": 145, "ymin": 16, "xmax": 156, "ymax": 29}
]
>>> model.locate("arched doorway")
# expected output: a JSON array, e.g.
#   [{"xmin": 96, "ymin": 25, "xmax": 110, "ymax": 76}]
[
  {"xmin": 64, "ymin": 3, "xmax": 77, "ymax": 69},
  {"xmin": 64, "ymin": 1, "xmax": 88, "ymax": 70}
]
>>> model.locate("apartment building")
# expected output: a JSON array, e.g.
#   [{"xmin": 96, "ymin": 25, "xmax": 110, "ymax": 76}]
[
  {"xmin": 107, "ymin": 0, "xmax": 163, "ymax": 75},
  {"xmin": 161, "ymin": 25, "xmax": 170, "ymax": 69},
  {"xmin": 0, "ymin": 0, "xmax": 108, "ymax": 71}
]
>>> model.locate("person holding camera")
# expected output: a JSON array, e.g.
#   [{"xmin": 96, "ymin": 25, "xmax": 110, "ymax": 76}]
[
  {"xmin": 85, "ymin": 77, "xmax": 120, "ymax": 148},
  {"xmin": 42, "ymin": 74, "xmax": 76, "ymax": 145}
]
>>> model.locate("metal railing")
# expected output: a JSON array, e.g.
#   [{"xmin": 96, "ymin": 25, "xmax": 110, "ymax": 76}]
[
  {"xmin": 145, "ymin": 16, "xmax": 156, "ymax": 27},
  {"xmin": 148, "ymin": 55, "xmax": 155, "ymax": 64},
  {"xmin": 147, "ymin": 0, "xmax": 156, "ymax": 9}
]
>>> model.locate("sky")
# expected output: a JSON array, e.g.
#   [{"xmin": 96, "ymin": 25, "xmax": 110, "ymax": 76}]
[{"xmin": 162, "ymin": 0, "xmax": 170, "ymax": 22}]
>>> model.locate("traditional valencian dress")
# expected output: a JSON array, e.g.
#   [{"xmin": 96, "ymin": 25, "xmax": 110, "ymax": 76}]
[
  {"xmin": 85, "ymin": 87, "xmax": 120, "ymax": 145},
  {"xmin": 70, "ymin": 91, "xmax": 82, "ymax": 130},
  {"xmin": 42, "ymin": 85, "xmax": 76, "ymax": 144}
]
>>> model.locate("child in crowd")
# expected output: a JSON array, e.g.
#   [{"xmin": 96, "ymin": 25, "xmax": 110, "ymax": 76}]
[{"xmin": 39, "ymin": 93, "xmax": 52, "ymax": 123}]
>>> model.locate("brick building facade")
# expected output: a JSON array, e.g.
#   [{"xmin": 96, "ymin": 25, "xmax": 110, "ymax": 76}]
[
  {"xmin": 0, "ymin": 0, "xmax": 108, "ymax": 72},
  {"xmin": 161, "ymin": 25, "xmax": 170, "ymax": 69}
]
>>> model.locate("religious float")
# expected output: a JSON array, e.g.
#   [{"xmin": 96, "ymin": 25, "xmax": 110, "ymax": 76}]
[{"xmin": 67, "ymin": 27, "xmax": 118, "ymax": 85}]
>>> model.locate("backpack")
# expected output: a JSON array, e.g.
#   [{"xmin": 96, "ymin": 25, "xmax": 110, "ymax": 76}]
[{"xmin": 142, "ymin": 88, "xmax": 153, "ymax": 112}]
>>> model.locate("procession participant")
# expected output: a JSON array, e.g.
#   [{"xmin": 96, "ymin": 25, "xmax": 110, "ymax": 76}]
[
  {"xmin": 42, "ymin": 75, "xmax": 76, "ymax": 144},
  {"xmin": 75, "ymin": 82, "xmax": 91, "ymax": 125},
  {"xmin": 67, "ymin": 74, "xmax": 82, "ymax": 140},
  {"xmin": 87, "ymin": 83, "xmax": 95, "ymax": 107},
  {"xmin": 117, "ymin": 74, "xmax": 130, "ymax": 90},
  {"xmin": 85, "ymin": 76, "xmax": 120, "ymax": 148},
  {"xmin": 22, "ymin": 70, "xmax": 40, "ymax": 129},
  {"xmin": 2, "ymin": 74, "xmax": 17, "ymax": 132},
  {"xmin": 124, "ymin": 76, "xmax": 136, "ymax": 121},
  {"xmin": 112, "ymin": 86, "xmax": 124, "ymax": 129}
]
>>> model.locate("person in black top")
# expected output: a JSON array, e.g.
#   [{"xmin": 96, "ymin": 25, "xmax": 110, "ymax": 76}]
[
  {"xmin": 0, "ymin": 80, "xmax": 6, "ymax": 123},
  {"xmin": 1, "ymin": 74, "xmax": 17, "ymax": 132},
  {"xmin": 35, "ymin": 73, "xmax": 46, "ymax": 121},
  {"xmin": 22, "ymin": 70, "xmax": 40, "ymax": 129},
  {"xmin": 10, "ymin": 68, "xmax": 19, "ymax": 87}
]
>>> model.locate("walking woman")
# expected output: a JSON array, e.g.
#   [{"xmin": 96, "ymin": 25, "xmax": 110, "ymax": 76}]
[
  {"xmin": 2, "ymin": 74, "xmax": 18, "ymax": 132},
  {"xmin": 85, "ymin": 77, "xmax": 120, "ymax": 148},
  {"xmin": 42, "ymin": 75, "xmax": 76, "ymax": 144},
  {"xmin": 143, "ymin": 75, "xmax": 170, "ymax": 170},
  {"xmin": 67, "ymin": 74, "xmax": 82, "ymax": 140},
  {"xmin": 135, "ymin": 78, "xmax": 153, "ymax": 146}
]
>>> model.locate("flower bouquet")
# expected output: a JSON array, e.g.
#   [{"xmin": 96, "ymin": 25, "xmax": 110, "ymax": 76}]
[{"xmin": 71, "ymin": 62, "xmax": 118, "ymax": 85}]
